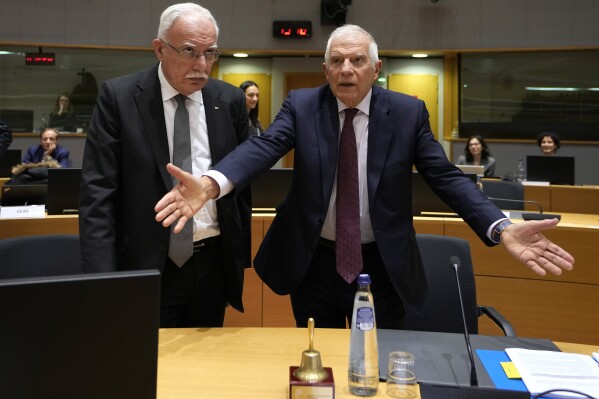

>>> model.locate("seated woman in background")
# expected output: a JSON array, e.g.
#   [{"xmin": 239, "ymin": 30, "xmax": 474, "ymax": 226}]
[
  {"xmin": 48, "ymin": 92, "xmax": 77, "ymax": 132},
  {"xmin": 537, "ymin": 131, "xmax": 560, "ymax": 156},
  {"xmin": 23, "ymin": 127, "xmax": 70, "ymax": 168},
  {"xmin": 455, "ymin": 135, "xmax": 496, "ymax": 177},
  {"xmin": 240, "ymin": 80, "xmax": 263, "ymax": 136}
]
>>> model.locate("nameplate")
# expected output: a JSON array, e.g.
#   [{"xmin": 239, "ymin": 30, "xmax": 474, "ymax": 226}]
[
  {"xmin": 521, "ymin": 181, "xmax": 550, "ymax": 186},
  {"xmin": 0, "ymin": 205, "xmax": 46, "ymax": 219}
]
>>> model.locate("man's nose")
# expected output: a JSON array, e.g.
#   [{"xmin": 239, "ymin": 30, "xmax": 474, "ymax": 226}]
[
  {"xmin": 340, "ymin": 59, "xmax": 354, "ymax": 72},
  {"xmin": 192, "ymin": 55, "xmax": 208, "ymax": 68}
]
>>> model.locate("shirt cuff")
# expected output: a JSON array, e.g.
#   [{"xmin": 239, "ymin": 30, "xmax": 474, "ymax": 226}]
[{"xmin": 203, "ymin": 170, "xmax": 234, "ymax": 200}]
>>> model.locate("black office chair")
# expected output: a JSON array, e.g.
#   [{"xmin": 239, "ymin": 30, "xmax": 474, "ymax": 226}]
[
  {"xmin": 0, "ymin": 234, "xmax": 83, "ymax": 278},
  {"xmin": 481, "ymin": 180, "xmax": 524, "ymax": 210},
  {"xmin": 404, "ymin": 234, "xmax": 516, "ymax": 336}
]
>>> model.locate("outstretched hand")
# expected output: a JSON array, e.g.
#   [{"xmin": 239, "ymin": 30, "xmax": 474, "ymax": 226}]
[
  {"xmin": 501, "ymin": 218, "xmax": 574, "ymax": 276},
  {"xmin": 154, "ymin": 163, "xmax": 220, "ymax": 233}
]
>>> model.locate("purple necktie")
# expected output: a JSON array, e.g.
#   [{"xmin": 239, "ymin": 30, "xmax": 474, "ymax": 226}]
[{"xmin": 336, "ymin": 108, "xmax": 363, "ymax": 283}]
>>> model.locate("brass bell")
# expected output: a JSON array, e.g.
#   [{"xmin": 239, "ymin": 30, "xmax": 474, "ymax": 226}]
[{"xmin": 293, "ymin": 318, "xmax": 329, "ymax": 383}]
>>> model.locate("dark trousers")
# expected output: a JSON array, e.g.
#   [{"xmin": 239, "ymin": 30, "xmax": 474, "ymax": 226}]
[
  {"xmin": 290, "ymin": 240, "xmax": 405, "ymax": 329},
  {"xmin": 160, "ymin": 236, "xmax": 227, "ymax": 328}
]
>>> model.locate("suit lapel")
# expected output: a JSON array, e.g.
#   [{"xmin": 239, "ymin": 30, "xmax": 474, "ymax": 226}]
[
  {"xmin": 316, "ymin": 89, "xmax": 340, "ymax": 208},
  {"xmin": 367, "ymin": 86, "xmax": 394, "ymax": 204},
  {"xmin": 201, "ymin": 81, "xmax": 227, "ymax": 164},
  {"xmin": 135, "ymin": 65, "xmax": 171, "ymax": 190}
]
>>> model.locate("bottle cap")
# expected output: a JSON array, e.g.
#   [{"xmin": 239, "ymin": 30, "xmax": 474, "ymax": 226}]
[{"xmin": 357, "ymin": 274, "xmax": 371, "ymax": 285}]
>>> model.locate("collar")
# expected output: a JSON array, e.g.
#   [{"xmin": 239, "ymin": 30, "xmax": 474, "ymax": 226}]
[{"xmin": 336, "ymin": 88, "xmax": 372, "ymax": 116}]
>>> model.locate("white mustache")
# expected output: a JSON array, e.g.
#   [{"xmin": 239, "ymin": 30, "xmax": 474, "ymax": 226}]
[{"xmin": 185, "ymin": 72, "xmax": 209, "ymax": 79}]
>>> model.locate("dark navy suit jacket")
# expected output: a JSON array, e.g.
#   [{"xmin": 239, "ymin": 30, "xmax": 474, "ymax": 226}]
[{"xmin": 215, "ymin": 84, "xmax": 505, "ymax": 311}]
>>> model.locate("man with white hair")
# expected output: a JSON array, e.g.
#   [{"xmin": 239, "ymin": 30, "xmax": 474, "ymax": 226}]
[{"xmin": 80, "ymin": 3, "xmax": 251, "ymax": 328}]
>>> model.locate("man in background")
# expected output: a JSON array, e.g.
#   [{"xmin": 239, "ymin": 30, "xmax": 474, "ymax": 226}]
[
  {"xmin": 79, "ymin": 2, "xmax": 251, "ymax": 328},
  {"xmin": 23, "ymin": 127, "xmax": 69, "ymax": 168}
]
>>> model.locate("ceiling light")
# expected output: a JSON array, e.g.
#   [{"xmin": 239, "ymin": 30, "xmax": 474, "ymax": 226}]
[
  {"xmin": 233, "ymin": 53, "xmax": 248, "ymax": 58},
  {"xmin": 412, "ymin": 53, "xmax": 428, "ymax": 58}
]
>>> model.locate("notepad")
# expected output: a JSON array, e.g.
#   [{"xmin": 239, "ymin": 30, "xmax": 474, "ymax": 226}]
[{"xmin": 505, "ymin": 348, "xmax": 599, "ymax": 398}]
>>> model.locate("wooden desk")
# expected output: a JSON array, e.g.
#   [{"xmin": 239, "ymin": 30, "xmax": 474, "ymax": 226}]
[
  {"xmin": 0, "ymin": 214, "xmax": 78, "ymax": 240},
  {"xmin": 157, "ymin": 327, "xmax": 598, "ymax": 399},
  {"xmin": 233, "ymin": 214, "xmax": 599, "ymax": 346},
  {"xmin": 2, "ymin": 212, "xmax": 598, "ymax": 344},
  {"xmin": 525, "ymin": 184, "xmax": 599, "ymax": 214},
  {"xmin": 444, "ymin": 213, "xmax": 599, "ymax": 345}
]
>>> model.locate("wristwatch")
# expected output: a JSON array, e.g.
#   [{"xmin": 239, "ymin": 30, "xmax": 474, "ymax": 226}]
[{"xmin": 492, "ymin": 220, "xmax": 513, "ymax": 243}]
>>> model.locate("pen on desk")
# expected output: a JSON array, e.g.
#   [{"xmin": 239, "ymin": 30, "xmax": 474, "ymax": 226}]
[{"xmin": 592, "ymin": 352, "xmax": 599, "ymax": 365}]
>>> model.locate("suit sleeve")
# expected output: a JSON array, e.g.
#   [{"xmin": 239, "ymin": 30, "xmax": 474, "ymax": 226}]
[
  {"xmin": 22, "ymin": 146, "xmax": 36, "ymax": 164},
  {"xmin": 412, "ymin": 101, "xmax": 505, "ymax": 246},
  {"xmin": 56, "ymin": 146, "xmax": 70, "ymax": 168},
  {"xmin": 79, "ymin": 81, "xmax": 122, "ymax": 272}
]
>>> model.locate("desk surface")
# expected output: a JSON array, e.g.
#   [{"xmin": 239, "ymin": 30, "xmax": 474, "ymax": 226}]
[{"xmin": 157, "ymin": 327, "xmax": 597, "ymax": 399}]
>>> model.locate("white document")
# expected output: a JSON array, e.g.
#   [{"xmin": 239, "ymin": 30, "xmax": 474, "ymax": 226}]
[{"xmin": 505, "ymin": 348, "xmax": 599, "ymax": 398}]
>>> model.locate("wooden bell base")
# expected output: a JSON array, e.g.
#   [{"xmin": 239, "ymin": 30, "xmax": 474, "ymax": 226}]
[{"xmin": 289, "ymin": 366, "xmax": 335, "ymax": 399}]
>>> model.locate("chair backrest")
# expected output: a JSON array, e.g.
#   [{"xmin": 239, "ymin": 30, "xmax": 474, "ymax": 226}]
[
  {"xmin": 481, "ymin": 180, "xmax": 524, "ymax": 210},
  {"xmin": 404, "ymin": 234, "xmax": 479, "ymax": 334},
  {"xmin": 0, "ymin": 234, "xmax": 82, "ymax": 278}
]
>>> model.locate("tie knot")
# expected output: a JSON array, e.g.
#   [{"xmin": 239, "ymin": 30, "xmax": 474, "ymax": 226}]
[
  {"xmin": 175, "ymin": 94, "xmax": 187, "ymax": 106},
  {"xmin": 344, "ymin": 108, "xmax": 358, "ymax": 122}
]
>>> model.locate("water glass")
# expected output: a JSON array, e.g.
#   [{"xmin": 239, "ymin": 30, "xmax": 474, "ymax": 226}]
[{"xmin": 386, "ymin": 351, "xmax": 417, "ymax": 398}]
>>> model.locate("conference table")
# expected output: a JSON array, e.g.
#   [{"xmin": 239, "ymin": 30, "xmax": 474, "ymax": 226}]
[{"xmin": 157, "ymin": 327, "xmax": 597, "ymax": 399}]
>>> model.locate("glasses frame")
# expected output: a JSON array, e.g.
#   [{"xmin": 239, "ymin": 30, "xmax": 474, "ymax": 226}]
[{"xmin": 159, "ymin": 39, "xmax": 220, "ymax": 63}]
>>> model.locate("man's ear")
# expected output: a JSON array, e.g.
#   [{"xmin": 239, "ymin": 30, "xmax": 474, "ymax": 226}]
[{"xmin": 151, "ymin": 39, "xmax": 164, "ymax": 60}]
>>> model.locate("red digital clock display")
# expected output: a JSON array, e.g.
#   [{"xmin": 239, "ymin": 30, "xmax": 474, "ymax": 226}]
[
  {"xmin": 273, "ymin": 20, "xmax": 312, "ymax": 39},
  {"xmin": 25, "ymin": 53, "xmax": 56, "ymax": 66}
]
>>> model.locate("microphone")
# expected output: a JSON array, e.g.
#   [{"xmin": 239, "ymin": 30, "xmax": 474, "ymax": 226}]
[
  {"xmin": 418, "ymin": 257, "xmax": 530, "ymax": 399},
  {"xmin": 450, "ymin": 255, "xmax": 478, "ymax": 387},
  {"xmin": 486, "ymin": 197, "xmax": 561, "ymax": 221}
]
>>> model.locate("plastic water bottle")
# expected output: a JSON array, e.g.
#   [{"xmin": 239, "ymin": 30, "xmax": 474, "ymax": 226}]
[
  {"xmin": 517, "ymin": 157, "xmax": 525, "ymax": 182},
  {"xmin": 348, "ymin": 274, "xmax": 379, "ymax": 396},
  {"xmin": 39, "ymin": 113, "xmax": 47, "ymax": 132}
]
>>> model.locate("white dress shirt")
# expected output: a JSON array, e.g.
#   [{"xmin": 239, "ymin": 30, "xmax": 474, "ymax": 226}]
[{"xmin": 158, "ymin": 64, "xmax": 220, "ymax": 242}]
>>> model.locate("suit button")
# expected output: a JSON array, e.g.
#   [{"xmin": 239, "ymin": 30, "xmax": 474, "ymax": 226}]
[{"xmin": 160, "ymin": 243, "xmax": 167, "ymax": 252}]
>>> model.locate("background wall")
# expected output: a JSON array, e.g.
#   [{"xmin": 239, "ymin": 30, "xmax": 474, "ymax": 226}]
[
  {"xmin": 3, "ymin": 0, "xmax": 599, "ymax": 183},
  {"xmin": 2, "ymin": 0, "xmax": 599, "ymax": 52}
]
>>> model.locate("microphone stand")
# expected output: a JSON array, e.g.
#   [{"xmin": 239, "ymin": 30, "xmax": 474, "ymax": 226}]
[
  {"xmin": 486, "ymin": 197, "xmax": 561, "ymax": 221},
  {"xmin": 450, "ymin": 256, "xmax": 478, "ymax": 387},
  {"xmin": 418, "ymin": 257, "xmax": 530, "ymax": 398}
]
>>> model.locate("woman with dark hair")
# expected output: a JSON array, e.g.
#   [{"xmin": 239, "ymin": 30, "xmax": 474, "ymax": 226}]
[
  {"xmin": 239, "ymin": 80, "xmax": 263, "ymax": 136},
  {"xmin": 455, "ymin": 135, "xmax": 496, "ymax": 177},
  {"xmin": 48, "ymin": 92, "xmax": 77, "ymax": 132},
  {"xmin": 537, "ymin": 131, "xmax": 560, "ymax": 155}
]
